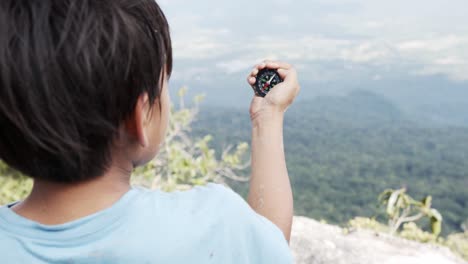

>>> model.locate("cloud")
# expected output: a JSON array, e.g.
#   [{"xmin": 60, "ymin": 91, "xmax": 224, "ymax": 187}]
[
  {"xmin": 398, "ymin": 36, "xmax": 468, "ymax": 52},
  {"xmin": 396, "ymin": 36, "xmax": 468, "ymax": 81},
  {"xmin": 174, "ymin": 32, "xmax": 468, "ymax": 81},
  {"xmin": 172, "ymin": 27, "xmax": 232, "ymax": 60},
  {"xmin": 170, "ymin": 67, "xmax": 212, "ymax": 82},
  {"xmin": 161, "ymin": 0, "xmax": 468, "ymax": 82},
  {"xmin": 216, "ymin": 59, "xmax": 255, "ymax": 75}
]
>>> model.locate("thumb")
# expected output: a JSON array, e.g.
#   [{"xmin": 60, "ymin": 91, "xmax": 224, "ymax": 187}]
[{"xmin": 277, "ymin": 69, "xmax": 289, "ymax": 80}]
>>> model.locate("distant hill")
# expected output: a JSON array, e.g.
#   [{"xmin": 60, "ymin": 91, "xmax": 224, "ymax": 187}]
[
  {"xmin": 288, "ymin": 90, "xmax": 404, "ymax": 127},
  {"xmin": 172, "ymin": 73, "xmax": 468, "ymax": 127},
  {"xmin": 408, "ymin": 102, "xmax": 468, "ymax": 127},
  {"xmin": 192, "ymin": 90, "xmax": 468, "ymax": 235}
]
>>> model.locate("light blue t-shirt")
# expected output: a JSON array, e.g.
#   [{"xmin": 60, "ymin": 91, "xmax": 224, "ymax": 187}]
[{"xmin": 0, "ymin": 183, "xmax": 293, "ymax": 263}]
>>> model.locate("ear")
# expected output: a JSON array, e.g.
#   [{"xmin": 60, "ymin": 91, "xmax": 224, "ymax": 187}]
[{"xmin": 126, "ymin": 93, "xmax": 151, "ymax": 148}]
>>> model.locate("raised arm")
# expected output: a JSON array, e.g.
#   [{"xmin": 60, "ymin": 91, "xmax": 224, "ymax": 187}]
[{"xmin": 246, "ymin": 61, "xmax": 300, "ymax": 242}]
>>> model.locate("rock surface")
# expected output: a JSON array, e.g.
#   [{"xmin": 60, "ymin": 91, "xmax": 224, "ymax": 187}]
[{"xmin": 290, "ymin": 216, "xmax": 467, "ymax": 264}]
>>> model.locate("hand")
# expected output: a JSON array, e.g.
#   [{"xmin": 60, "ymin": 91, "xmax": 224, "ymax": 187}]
[{"xmin": 247, "ymin": 60, "xmax": 300, "ymax": 121}]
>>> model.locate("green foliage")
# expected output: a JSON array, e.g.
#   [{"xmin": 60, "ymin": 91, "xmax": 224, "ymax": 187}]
[
  {"xmin": 193, "ymin": 91, "xmax": 468, "ymax": 234},
  {"xmin": 399, "ymin": 222, "xmax": 439, "ymax": 243},
  {"xmin": 1, "ymin": 90, "xmax": 249, "ymax": 204},
  {"xmin": 346, "ymin": 216, "xmax": 468, "ymax": 261},
  {"xmin": 397, "ymin": 221, "xmax": 468, "ymax": 261},
  {"xmin": 131, "ymin": 89, "xmax": 249, "ymax": 191},
  {"xmin": 0, "ymin": 160, "xmax": 23, "ymax": 178},
  {"xmin": 445, "ymin": 231, "xmax": 468, "ymax": 261},
  {"xmin": 347, "ymin": 216, "xmax": 438, "ymax": 244},
  {"xmin": 0, "ymin": 160, "xmax": 32, "ymax": 205},
  {"xmin": 379, "ymin": 188, "xmax": 442, "ymax": 236},
  {"xmin": 348, "ymin": 217, "xmax": 389, "ymax": 233},
  {"xmin": 347, "ymin": 183, "xmax": 462, "ymax": 260}
]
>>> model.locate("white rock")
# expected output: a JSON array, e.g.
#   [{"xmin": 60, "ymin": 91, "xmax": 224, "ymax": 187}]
[{"xmin": 290, "ymin": 216, "xmax": 467, "ymax": 264}]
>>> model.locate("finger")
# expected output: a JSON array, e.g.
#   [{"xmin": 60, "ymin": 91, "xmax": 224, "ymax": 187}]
[
  {"xmin": 247, "ymin": 69, "xmax": 256, "ymax": 85},
  {"xmin": 249, "ymin": 61, "xmax": 270, "ymax": 78},
  {"xmin": 249, "ymin": 63, "xmax": 266, "ymax": 77},
  {"xmin": 279, "ymin": 68, "xmax": 298, "ymax": 81},
  {"xmin": 248, "ymin": 77, "xmax": 256, "ymax": 85},
  {"xmin": 264, "ymin": 60, "xmax": 280, "ymax": 69},
  {"xmin": 277, "ymin": 62, "xmax": 292, "ymax": 70},
  {"xmin": 277, "ymin": 68, "xmax": 289, "ymax": 80},
  {"xmin": 250, "ymin": 67, "xmax": 259, "ymax": 77},
  {"xmin": 257, "ymin": 62, "xmax": 267, "ymax": 70},
  {"xmin": 263, "ymin": 61, "xmax": 292, "ymax": 70}
]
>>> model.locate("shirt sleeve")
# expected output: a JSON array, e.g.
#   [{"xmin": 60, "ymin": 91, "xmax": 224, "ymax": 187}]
[{"xmin": 211, "ymin": 183, "xmax": 294, "ymax": 264}]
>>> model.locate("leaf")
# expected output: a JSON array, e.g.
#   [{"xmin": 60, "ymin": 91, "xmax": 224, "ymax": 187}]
[{"xmin": 431, "ymin": 217, "xmax": 442, "ymax": 236}]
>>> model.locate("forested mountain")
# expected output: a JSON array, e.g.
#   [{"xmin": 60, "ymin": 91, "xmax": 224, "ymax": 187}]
[{"xmin": 192, "ymin": 90, "xmax": 468, "ymax": 235}]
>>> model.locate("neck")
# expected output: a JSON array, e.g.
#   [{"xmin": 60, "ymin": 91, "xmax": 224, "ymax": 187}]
[{"xmin": 12, "ymin": 161, "xmax": 133, "ymax": 225}]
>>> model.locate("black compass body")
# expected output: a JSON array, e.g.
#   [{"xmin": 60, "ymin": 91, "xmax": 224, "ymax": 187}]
[{"xmin": 254, "ymin": 69, "xmax": 283, "ymax": 97}]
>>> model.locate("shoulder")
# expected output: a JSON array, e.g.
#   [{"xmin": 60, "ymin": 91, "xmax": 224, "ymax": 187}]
[
  {"xmin": 196, "ymin": 183, "xmax": 294, "ymax": 263},
  {"xmin": 129, "ymin": 183, "xmax": 239, "ymax": 218},
  {"xmin": 180, "ymin": 183, "xmax": 287, "ymax": 238},
  {"xmin": 134, "ymin": 184, "xmax": 293, "ymax": 263}
]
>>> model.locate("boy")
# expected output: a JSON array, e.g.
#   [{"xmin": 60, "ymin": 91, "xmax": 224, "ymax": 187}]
[{"xmin": 0, "ymin": 0, "xmax": 300, "ymax": 263}]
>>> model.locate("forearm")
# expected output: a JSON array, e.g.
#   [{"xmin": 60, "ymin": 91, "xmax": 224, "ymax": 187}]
[{"xmin": 247, "ymin": 111, "xmax": 294, "ymax": 242}]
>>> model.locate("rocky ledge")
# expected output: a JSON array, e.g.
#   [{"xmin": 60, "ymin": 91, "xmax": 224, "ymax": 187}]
[{"xmin": 290, "ymin": 216, "xmax": 466, "ymax": 264}]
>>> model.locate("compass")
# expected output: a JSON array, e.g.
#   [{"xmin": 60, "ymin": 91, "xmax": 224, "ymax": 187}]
[{"xmin": 253, "ymin": 69, "xmax": 283, "ymax": 97}]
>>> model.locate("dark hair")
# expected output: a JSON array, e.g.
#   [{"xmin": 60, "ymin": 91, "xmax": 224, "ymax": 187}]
[{"xmin": 0, "ymin": 0, "xmax": 172, "ymax": 183}]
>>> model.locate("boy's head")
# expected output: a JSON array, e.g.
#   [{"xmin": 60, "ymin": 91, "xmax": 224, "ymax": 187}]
[{"xmin": 0, "ymin": 0, "xmax": 172, "ymax": 183}]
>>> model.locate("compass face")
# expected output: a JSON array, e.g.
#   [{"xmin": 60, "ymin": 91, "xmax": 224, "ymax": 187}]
[{"xmin": 254, "ymin": 69, "xmax": 283, "ymax": 97}]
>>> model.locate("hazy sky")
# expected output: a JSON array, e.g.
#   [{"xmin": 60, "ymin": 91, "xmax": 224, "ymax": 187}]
[{"xmin": 158, "ymin": 0, "xmax": 468, "ymax": 93}]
